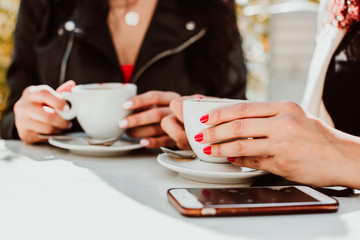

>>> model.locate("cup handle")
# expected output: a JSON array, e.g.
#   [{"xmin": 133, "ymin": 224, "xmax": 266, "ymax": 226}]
[{"xmin": 57, "ymin": 91, "xmax": 76, "ymax": 120}]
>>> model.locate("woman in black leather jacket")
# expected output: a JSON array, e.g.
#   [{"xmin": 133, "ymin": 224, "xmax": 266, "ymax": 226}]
[{"xmin": 1, "ymin": 0, "xmax": 247, "ymax": 147}]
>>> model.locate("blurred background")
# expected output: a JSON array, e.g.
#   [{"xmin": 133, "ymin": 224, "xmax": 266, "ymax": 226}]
[
  {"xmin": 0, "ymin": 0, "xmax": 319, "ymax": 118},
  {"xmin": 0, "ymin": 0, "xmax": 18, "ymax": 118},
  {"xmin": 237, "ymin": 0, "xmax": 319, "ymax": 102}
]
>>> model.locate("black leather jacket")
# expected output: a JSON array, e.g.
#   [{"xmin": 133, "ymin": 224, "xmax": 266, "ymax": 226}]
[
  {"xmin": 1, "ymin": 0, "xmax": 247, "ymax": 139},
  {"xmin": 323, "ymin": 22, "xmax": 360, "ymax": 136}
]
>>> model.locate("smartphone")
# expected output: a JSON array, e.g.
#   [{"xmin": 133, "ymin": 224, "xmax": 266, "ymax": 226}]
[{"xmin": 167, "ymin": 186, "xmax": 339, "ymax": 217}]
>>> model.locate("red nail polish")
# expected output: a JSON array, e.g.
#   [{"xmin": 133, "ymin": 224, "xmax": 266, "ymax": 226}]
[
  {"xmin": 228, "ymin": 157, "xmax": 236, "ymax": 163},
  {"xmin": 196, "ymin": 96, "xmax": 204, "ymax": 99},
  {"xmin": 202, "ymin": 189, "xmax": 210, "ymax": 198},
  {"xmin": 203, "ymin": 146, "xmax": 212, "ymax": 155},
  {"xmin": 200, "ymin": 114, "xmax": 209, "ymax": 123},
  {"xmin": 194, "ymin": 133, "xmax": 203, "ymax": 142}
]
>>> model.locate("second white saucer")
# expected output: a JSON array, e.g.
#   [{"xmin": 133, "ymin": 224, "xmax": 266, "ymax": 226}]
[{"xmin": 157, "ymin": 153, "xmax": 266, "ymax": 184}]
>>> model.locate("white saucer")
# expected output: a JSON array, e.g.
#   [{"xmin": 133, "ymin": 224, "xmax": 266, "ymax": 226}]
[
  {"xmin": 157, "ymin": 153, "xmax": 267, "ymax": 184},
  {"xmin": 49, "ymin": 132, "xmax": 142, "ymax": 157}
]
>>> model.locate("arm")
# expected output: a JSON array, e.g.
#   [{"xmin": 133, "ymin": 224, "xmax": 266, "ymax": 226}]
[
  {"xmin": 1, "ymin": 0, "xmax": 71, "ymax": 143},
  {"xmin": 1, "ymin": 0, "xmax": 44, "ymax": 139}
]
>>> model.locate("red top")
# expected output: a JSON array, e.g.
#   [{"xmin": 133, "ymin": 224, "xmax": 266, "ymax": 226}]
[{"xmin": 121, "ymin": 65, "xmax": 134, "ymax": 83}]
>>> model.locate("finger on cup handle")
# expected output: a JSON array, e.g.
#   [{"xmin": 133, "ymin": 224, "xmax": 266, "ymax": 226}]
[
  {"xmin": 56, "ymin": 80, "xmax": 76, "ymax": 93},
  {"xmin": 199, "ymin": 101, "xmax": 293, "ymax": 126},
  {"xmin": 55, "ymin": 80, "xmax": 75, "ymax": 127}
]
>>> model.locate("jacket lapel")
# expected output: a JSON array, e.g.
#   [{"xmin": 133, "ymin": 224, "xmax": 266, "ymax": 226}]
[{"xmin": 302, "ymin": 4, "xmax": 346, "ymax": 121}]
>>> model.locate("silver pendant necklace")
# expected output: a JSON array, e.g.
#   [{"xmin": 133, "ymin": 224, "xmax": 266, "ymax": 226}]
[
  {"xmin": 124, "ymin": 0, "xmax": 140, "ymax": 26},
  {"xmin": 124, "ymin": 11, "xmax": 140, "ymax": 26}
]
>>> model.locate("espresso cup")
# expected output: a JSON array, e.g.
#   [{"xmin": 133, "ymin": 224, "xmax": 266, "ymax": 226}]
[
  {"xmin": 183, "ymin": 98, "xmax": 245, "ymax": 163},
  {"xmin": 58, "ymin": 83, "xmax": 137, "ymax": 139}
]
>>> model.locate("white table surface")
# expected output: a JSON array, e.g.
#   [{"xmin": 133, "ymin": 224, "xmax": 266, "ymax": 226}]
[{"xmin": 1, "ymin": 140, "xmax": 360, "ymax": 240}]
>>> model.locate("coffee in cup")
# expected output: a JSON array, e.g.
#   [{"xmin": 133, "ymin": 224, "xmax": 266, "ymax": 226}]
[{"xmin": 58, "ymin": 83, "xmax": 137, "ymax": 139}]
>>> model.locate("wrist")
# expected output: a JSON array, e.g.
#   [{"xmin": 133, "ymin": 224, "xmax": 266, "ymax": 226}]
[{"xmin": 331, "ymin": 133, "xmax": 360, "ymax": 188}]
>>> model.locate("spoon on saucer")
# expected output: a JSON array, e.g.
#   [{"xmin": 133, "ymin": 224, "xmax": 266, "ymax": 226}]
[
  {"xmin": 38, "ymin": 134, "xmax": 119, "ymax": 146},
  {"xmin": 160, "ymin": 147, "xmax": 197, "ymax": 160},
  {"xmin": 86, "ymin": 137, "xmax": 119, "ymax": 146}
]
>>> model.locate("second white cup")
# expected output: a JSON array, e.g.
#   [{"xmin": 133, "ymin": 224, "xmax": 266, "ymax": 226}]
[{"xmin": 183, "ymin": 98, "xmax": 245, "ymax": 163}]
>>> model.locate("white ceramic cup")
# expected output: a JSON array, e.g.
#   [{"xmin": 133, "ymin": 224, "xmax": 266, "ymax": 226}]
[
  {"xmin": 58, "ymin": 83, "xmax": 137, "ymax": 139},
  {"xmin": 183, "ymin": 98, "xmax": 245, "ymax": 163}
]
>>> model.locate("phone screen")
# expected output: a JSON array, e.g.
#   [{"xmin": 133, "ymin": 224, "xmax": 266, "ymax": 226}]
[
  {"xmin": 168, "ymin": 186, "xmax": 339, "ymax": 216},
  {"xmin": 188, "ymin": 187, "xmax": 319, "ymax": 206}
]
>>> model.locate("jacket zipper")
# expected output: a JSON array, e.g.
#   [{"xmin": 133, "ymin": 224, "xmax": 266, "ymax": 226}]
[
  {"xmin": 58, "ymin": 20, "xmax": 82, "ymax": 86},
  {"xmin": 132, "ymin": 28, "xmax": 207, "ymax": 84},
  {"xmin": 59, "ymin": 33, "xmax": 75, "ymax": 86}
]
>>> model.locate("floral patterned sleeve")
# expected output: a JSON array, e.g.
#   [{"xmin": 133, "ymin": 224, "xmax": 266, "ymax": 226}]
[{"xmin": 328, "ymin": 0, "xmax": 360, "ymax": 29}]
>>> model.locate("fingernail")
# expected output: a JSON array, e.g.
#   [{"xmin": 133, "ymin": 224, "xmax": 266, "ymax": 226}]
[
  {"xmin": 140, "ymin": 139, "xmax": 150, "ymax": 146},
  {"xmin": 67, "ymin": 121, "xmax": 73, "ymax": 129},
  {"xmin": 56, "ymin": 80, "xmax": 75, "ymax": 93},
  {"xmin": 203, "ymin": 146, "xmax": 212, "ymax": 155},
  {"xmin": 43, "ymin": 106, "xmax": 55, "ymax": 113},
  {"xmin": 194, "ymin": 133, "xmax": 203, "ymax": 142},
  {"xmin": 228, "ymin": 157, "xmax": 236, "ymax": 163},
  {"xmin": 123, "ymin": 101, "xmax": 133, "ymax": 109},
  {"xmin": 63, "ymin": 104, "xmax": 70, "ymax": 111},
  {"xmin": 196, "ymin": 96, "xmax": 204, "ymax": 99},
  {"xmin": 200, "ymin": 114, "xmax": 209, "ymax": 123},
  {"xmin": 202, "ymin": 189, "xmax": 210, "ymax": 198},
  {"xmin": 118, "ymin": 119, "xmax": 128, "ymax": 128}
]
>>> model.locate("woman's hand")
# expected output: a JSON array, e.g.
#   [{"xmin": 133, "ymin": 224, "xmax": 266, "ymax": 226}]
[
  {"xmin": 195, "ymin": 101, "xmax": 360, "ymax": 188},
  {"xmin": 118, "ymin": 91, "xmax": 181, "ymax": 148},
  {"xmin": 14, "ymin": 81, "xmax": 75, "ymax": 144}
]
